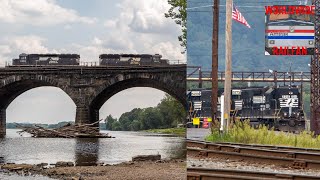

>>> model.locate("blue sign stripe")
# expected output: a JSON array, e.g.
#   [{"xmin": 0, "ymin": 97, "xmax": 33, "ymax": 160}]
[{"xmin": 267, "ymin": 36, "xmax": 314, "ymax": 39}]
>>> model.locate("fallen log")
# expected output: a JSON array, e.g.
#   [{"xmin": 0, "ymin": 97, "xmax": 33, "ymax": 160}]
[{"xmin": 15, "ymin": 120, "xmax": 113, "ymax": 138}]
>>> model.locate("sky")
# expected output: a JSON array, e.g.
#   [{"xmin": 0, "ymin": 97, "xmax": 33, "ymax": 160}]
[{"xmin": 1, "ymin": 0, "xmax": 185, "ymax": 123}]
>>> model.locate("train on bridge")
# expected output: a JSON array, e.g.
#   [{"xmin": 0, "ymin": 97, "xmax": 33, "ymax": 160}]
[
  {"xmin": 10, "ymin": 53, "xmax": 170, "ymax": 66},
  {"xmin": 187, "ymin": 85, "xmax": 305, "ymax": 133}
]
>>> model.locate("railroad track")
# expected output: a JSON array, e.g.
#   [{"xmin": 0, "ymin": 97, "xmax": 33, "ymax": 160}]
[
  {"xmin": 187, "ymin": 167, "xmax": 320, "ymax": 180},
  {"xmin": 187, "ymin": 139, "xmax": 320, "ymax": 154},
  {"xmin": 187, "ymin": 139, "xmax": 320, "ymax": 169},
  {"xmin": 187, "ymin": 139, "xmax": 320, "ymax": 179}
]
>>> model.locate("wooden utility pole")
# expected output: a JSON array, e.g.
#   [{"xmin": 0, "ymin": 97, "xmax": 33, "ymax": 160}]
[
  {"xmin": 223, "ymin": 0, "xmax": 233, "ymax": 132},
  {"xmin": 212, "ymin": 0, "xmax": 219, "ymax": 124}
]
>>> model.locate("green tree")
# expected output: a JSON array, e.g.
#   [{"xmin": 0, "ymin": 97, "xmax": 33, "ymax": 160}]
[
  {"xmin": 130, "ymin": 120, "xmax": 142, "ymax": 131},
  {"xmin": 165, "ymin": 0, "xmax": 187, "ymax": 50},
  {"xmin": 140, "ymin": 107, "xmax": 162, "ymax": 130},
  {"xmin": 158, "ymin": 94, "xmax": 186, "ymax": 128},
  {"xmin": 105, "ymin": 115, "xmax": 116, "ymax": 130},
  {"xmin": 111, "ymin": 121, "xmax": 122, "ymax": 131}
]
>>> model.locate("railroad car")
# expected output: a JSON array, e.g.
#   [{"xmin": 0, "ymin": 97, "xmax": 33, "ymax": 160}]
[
  {"xmin": 187, "ymin": 85, "xmax": 305, "ymax": 133},
  {"xmin": 99, "ymin": 54, "xmax": 169, "ymax": 66},
  {"xmin": 265, "ymin": 5, "xmax": 315, "ymax": 55},
  {"xmin": 12, "ymin": 53, "xmax": 80, "ymax": 66}
]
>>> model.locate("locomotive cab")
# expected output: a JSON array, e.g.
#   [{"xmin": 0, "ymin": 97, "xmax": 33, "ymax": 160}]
[{"xmin": 275, "ymin": 87, "xmax": 305, "ymax": 133}]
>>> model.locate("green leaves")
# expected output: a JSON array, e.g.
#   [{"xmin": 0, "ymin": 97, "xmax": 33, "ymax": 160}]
[
  {"xmin": 165, "ymin": 0, "xmax": 187, "ymax": 50},
  {"xmin": 104, "ymin": 94, "xmax": 186, "ymax": 131}
]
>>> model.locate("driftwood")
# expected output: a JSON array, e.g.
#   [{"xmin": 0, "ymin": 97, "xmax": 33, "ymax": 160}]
[{"xmin": 15, "ymin": 120, "xmax": 113, "ymax": 138}]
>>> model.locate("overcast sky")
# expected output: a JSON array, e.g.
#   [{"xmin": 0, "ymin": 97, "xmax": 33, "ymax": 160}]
[{"xmin": 0, "ymin": 0, "xmax": 185, "ymax": 123}]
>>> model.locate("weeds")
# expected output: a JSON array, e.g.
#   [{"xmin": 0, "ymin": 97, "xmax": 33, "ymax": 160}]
[{"xmin": 206, "ymin": 120, "xmax": 320, "ymax": 149}]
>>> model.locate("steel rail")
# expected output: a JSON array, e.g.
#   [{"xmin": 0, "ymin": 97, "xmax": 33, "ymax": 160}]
[
  {"xmin": 188, "ymin": 147, "xmax": 320, "ymax": 169},
  {"xmin": 187, "ymin": 139, "xmax": 320, "ymax": 154},
  {"xmin": 187, "ymin": 167, "xmax": 320, "ymax": 180}
]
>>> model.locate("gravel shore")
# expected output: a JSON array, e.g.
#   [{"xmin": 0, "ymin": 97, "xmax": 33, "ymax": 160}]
[
  {"xmin": 188, "ymin": 157, "xmax": 320, "ymax": 176},
  {"xmin": 1, "ymin": 159, "xmax": 186, "ymax": 180}
]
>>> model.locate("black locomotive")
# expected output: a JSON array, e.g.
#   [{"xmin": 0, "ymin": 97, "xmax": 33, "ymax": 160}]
[
  {"xmin": 12, "ymin": 53, "xmax": 80, "ymax": 66},
  {"xmin": 187, "ymin": 85, "xmax": 305, "ymax": 133},
  {"xmin": 99, "ymin": 54, "xmax": 169, "ymax": 66},
  {"xmin": 11, "ymin": 53, "xmax": 170, "ymax": 66}
]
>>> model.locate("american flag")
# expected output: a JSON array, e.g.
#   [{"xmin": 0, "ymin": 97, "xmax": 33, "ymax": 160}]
[{"xmin": 232, "ymin": 4, "xmax": 251, "ymax": 28}]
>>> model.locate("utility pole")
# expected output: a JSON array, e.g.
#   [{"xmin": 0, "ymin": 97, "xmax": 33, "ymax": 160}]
[
  {"xmin": 223, "ymin": 0, "xmax": 233, "ymax": 132},
  {"xmin": 212, "ymin": 0, "xmax": 219, "ymax": 124}
]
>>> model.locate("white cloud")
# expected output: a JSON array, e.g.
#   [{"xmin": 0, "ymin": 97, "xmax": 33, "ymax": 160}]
[
  {"xmin": 0, "ymin": 0, "xmax": 97, "ymax": 26},
  {"xmin": 104, "ymin": 20, "xmax": 116, "ymax": 28},
  {"xmin": 10, "ymin": 36, "xmax": 50, "ymax": 53},
  {"xmin": 0, "ymin": 35, "xmax": 61, "ymax": 66},
  {"xmin": 100, "ymin": 0, "xmax": 185, "ymax": 61}
]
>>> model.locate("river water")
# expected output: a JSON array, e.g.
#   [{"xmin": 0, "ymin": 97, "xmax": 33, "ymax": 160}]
[{"xmin": 0, "ymin": 129, "xmax": 186, "ymax": 179}]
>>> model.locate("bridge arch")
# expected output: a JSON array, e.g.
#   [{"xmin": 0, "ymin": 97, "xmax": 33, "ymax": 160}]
[
  {"xmin": 89, "ymin": 76, "xmax": 186, "ymax": 123},
  {"xmin": 0, "ymin": 77, "xmax": 76, "ymax": 137}
]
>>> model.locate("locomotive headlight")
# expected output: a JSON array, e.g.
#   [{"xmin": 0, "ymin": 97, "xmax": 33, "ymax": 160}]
[
  {"xmin": 284, "ymin": 112, "xmax": 288, "ymax": 117},
  {"xmin": 292, "ymin": 112, "xmax": 296, "ymax": 117},
  {"xmin": 309, "ymin": 40, "xmax": 314, "ymax": 45},
  {"xmin": 269, "ymin": 40, "xmax": 275, "ymax": 44}
]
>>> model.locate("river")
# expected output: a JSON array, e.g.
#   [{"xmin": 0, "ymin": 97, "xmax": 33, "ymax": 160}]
[{"xmin": 0, "ymin": 129, "xmax": 186, "ymax": 179}]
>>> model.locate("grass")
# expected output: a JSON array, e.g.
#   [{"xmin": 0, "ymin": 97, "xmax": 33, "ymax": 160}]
[
  {"xmin": 206, "ymin": 120, "xmax": 320, "ymax": 149},
  {"xmin": 145, "ymin": 128, "xmax": 186, "ymax": 137}
]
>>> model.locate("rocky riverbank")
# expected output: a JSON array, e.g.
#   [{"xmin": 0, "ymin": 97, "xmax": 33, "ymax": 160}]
[{"xmin": 0, "ymin": 158, "xmax": 186, "ymax": 180}]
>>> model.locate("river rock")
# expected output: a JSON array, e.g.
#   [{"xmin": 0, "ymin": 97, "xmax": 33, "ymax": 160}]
[
  {"xmin": 1, "ymin": 164, "xmax": 33, "ymax": 171},
  {"xmin": 36, "ymin": 163, "xmax": 48, "ymax": 167},
  {"xmin": 132, "ymin": 155, "xmax": 161, "ymax": 162},
  {"xmin": 55, "ymin": 161, "xmax": 74, "ymax": 167}
]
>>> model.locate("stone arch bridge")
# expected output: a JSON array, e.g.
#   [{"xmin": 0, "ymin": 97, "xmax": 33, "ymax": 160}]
[{"xmin": 0, "ymin": 65, "xmax": 186, "ymax": 137}]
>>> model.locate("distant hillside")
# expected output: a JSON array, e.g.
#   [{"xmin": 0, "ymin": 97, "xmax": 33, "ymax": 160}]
[{"xmin": 187, "ymin": 0, "xmax": 311, "ymax": 71}]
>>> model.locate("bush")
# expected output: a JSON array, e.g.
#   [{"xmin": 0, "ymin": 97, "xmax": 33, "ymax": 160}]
[{"xmin": 206, "ymin": 120, "xmax": 320, "ymax": 149}]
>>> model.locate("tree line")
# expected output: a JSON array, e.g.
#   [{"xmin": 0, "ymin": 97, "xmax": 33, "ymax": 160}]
[{"xmin": 104, "ymin": 94, "xmax": 186, "ymax": 131}]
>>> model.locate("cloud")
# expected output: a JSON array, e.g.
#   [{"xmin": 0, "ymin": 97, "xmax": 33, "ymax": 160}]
[
  {"xmin": 0, "ymin": 35, "xmax": 61, "ymax": 66},
  {"xmin": 0, "ymin": 0, "xmax": 97, "ymax": 26},
  {"xmin": 100, "ymin": 0, "xmax": 185, "ymax": 61}
]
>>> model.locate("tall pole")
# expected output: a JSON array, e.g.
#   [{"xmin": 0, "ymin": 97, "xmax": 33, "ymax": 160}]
[
  {"xmin": 223, "ymin": 0, "xmax": 233, "ymax": 132},
  {"xmin": 212, "ymin": 0, "xmax": 219, "ymax": 124},
  {"xmin": 311, "ymin": 0, "xmax": 320, "ymax": 135}
]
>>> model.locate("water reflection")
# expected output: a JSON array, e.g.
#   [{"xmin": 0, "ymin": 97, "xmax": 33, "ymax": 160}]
[
  {"xmin": 0, "ymin": 130, "xmax": 185, "ymax": 165},
  {"xmin": 0, "ymin": 156, "xmax": 4, "ymax": 164},
  {"xmin": 75, "ymin": 138, "xmax": 99, "ymax": 166}
]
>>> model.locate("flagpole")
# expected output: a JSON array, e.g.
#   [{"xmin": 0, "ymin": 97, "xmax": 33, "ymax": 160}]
[{"xmin": 223, "ymin": 0, "xmax": 233, "ymax": 132}]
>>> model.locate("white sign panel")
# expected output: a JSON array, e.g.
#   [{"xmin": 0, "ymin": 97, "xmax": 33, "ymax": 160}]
[
  {"xmin": 279, "ymin": 95, "xmax": 299, "ymax": 108},
  {"xmin": 191, "ymin": 91, "xmax": 201, "ymax": 96}
]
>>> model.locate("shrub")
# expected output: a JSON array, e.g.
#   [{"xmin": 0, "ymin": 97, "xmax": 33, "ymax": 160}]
[{"xmin": 206, "ymin": 120, "xmax": 320, "ymax": 149}]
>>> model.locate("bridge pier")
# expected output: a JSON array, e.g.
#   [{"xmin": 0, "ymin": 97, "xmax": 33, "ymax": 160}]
[
  {"xmin": 75, "ymin": 106, "xmax": 91, "ymax": 124},
  {"xmin": 0, "ymin": 109, "xmax": 6, "ymax": 137}
]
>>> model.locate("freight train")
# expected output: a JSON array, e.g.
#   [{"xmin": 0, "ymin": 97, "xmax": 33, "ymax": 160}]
[
  {"xmin": 187, "ymin": 85, "xmax": 305, "ymax": 133},
  {"xmin": 10, "ymin": 53, "xmax": 170, "ymax": 66},
  {"xmin": 12, "ymin": 53, "xmax": 80, "ymax": 66},
  {"xmin": 99, "ymin": 54, "xmax": 169, "ymax": 66}
]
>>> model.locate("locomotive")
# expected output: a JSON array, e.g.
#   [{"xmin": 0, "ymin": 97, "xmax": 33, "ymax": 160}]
[
  {"xmin": 10, "ymin": 53, "xmax": 170, "ymax": 66},
  {"xmin": 187, "ymin": 85, "xmax": 305, "ymax": 133},
  {"xmin": 99, "ymin": 54, "xmax": 169, "ymax": 66},
  {"xmin": 12, "ymin": 53, "xmax": 80, "ymax": 66}
]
